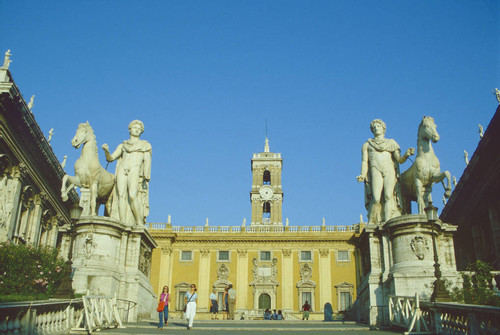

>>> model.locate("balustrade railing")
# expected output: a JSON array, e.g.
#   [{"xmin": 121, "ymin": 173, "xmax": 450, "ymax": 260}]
[
  {"xmin": 389, "ymin": 295, "xmax": 500, "ymax": 335},
  {"xmin": 0, "ymin": 295, "xmax": 123, "ymax": 335},
  {"xmin": 145, "ymin": 223, "xmax": 359, "ymax": 233},
  {"xmin": 389, "ymin": 294, "xmax": 431, "ymax": 334},
  {"xmin": 0, "ymin": 298, "xmax": 83, "ymax": 335}
]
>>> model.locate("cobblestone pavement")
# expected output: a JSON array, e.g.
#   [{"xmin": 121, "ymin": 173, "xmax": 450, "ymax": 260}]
[{"xmin": 89, "ymin": 320, "xmax": 403, "ymax": 335}]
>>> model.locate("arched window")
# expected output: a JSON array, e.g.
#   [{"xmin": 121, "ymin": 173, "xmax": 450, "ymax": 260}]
[
  {"xmin": 259, "ymin": 293, "xmax": 271, "ymax": 309},
  {"xmin": 263, "ymin": 202, "xmax": 271, "ymax": 219},
  {"xmin": 263, "ymin": 170, "xmax": 271, "ymax": 185}
]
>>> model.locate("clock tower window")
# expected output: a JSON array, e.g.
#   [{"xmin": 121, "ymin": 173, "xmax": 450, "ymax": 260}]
[
  {"xmin": 263, "ymin": 170, "xmax": 271, "ymax": 185},
  {"xmin": 263, "ymin": 202, "xmax": 271, "ymax": 219}
]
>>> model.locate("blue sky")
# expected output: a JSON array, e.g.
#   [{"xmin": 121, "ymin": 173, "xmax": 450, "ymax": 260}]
[{"xmin": 1, "ymin": 1, "xmax": 498, "ymax": 226}]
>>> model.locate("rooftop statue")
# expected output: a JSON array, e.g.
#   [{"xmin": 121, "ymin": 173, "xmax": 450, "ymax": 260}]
[
  {"xmin": 400, "ymin": 116, "xmax": 451, "ymax": 214},
  {"xmin": 357, "ymin": 119, "xmax": 415, "ymax": 224},
  {"xmin": 102, "ymin": 120, "xmax": 151, "ymax": 226},
  {"xmin": 493, "ymin": 88, "xmax": 500, "ymax": 104},
  {"xmin": 2, "ymin": 50, "xmax": 11, "ymax": 69},
  {"xmin": 61, "ymin": 122, "xmax": 115, "ymax": 216},
  {"xmin": 27, "ymin": 95, "xmax": 34, "ymax": 110}
]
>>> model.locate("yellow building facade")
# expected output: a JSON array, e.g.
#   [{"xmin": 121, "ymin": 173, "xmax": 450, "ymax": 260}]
[{"xmin": 148, "ymin": 140, "xmax": 360, "ymax": 318}]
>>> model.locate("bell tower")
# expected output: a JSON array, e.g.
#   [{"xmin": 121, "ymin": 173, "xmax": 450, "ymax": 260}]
[{"xmin": 250, "ymin": 138, "xmax": 283, "ymax": 226}]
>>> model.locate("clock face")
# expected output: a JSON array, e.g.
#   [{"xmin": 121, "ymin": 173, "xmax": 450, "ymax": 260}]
[{"xmin": 259, "ymin": 186, "xmax": 274, "ymax": 200}]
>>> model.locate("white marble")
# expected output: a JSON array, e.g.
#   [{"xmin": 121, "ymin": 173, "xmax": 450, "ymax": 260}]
[
  {"xmin": 61, "ymin": 122, "xmax": 114, "ymax": 216},
  {"xmin": 357, "ymin": 119, "xmax": 414, "ymax": 224},
  {"xmin": 400, "ymin": 116, "xmax": 451, "ymax": 214},
  {"xmin": 102, "ymin": 120, "xmax": 151, "ymax": 226}
]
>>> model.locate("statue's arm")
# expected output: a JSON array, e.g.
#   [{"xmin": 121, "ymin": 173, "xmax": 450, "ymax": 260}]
[
  {"xmin": 356, "ymin": 142, "xmax": 369, "ymax": 182},
  {"xmin": 394, "ymin": 146, "xmax": 415, "ymax": 164},
  {"xmin": 102, "ymin": 143, "xmax": 123, "ymax": 162}
]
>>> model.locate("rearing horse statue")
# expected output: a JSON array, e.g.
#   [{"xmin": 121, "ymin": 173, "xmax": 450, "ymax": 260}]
[
  {"xmin": 401, "ymin": 116, "xmax": 452, "ymax": 214},
  {"xmin": 61, "ymin": 122, "xmax": 115, "ymax": 216}
]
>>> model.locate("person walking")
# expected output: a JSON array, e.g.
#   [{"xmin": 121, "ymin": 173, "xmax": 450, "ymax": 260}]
[
  {"xmin": 227, "ymin": 284, "xmax": 237, "ymax": 320},
  {"xmin": 209, "ymin": 288, "xmax": 219, "ymax": 320},
  {"xmin": 184, "ymin": 284, "xmax": 198, "ymax": 330},
  {"xmin": 302, "ymin": 300, "xmax": 311, "ymax": 320},
  {"xmin": 222, "ymin": 286, "xmax": 229, "ymax": 320},
  {"xmin": 158, "ymin": 286, "xmax": 170, "ymax": 329}
]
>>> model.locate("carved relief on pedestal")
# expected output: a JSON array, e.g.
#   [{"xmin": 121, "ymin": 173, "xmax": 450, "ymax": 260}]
[
  {"xmin": 410, "ymin": 235, "xmax": 429, "ymax": 260},
  {"xmin": 138, "ymin": 244, "xmax": 152, "ymax": 277},
  {"xmin": 83, "ymin": 225, "xmax": 97, "ymax": 259}
]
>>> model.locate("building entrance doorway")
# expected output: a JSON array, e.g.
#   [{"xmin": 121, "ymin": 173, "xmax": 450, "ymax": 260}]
[{"xmin": 258, "ymin": 293, "xmax": 271, "ymax": 309}]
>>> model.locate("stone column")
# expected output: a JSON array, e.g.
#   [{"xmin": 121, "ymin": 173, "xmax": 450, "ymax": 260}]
[
  {"xmin": 281, "ymin": 249, "xmax": 293, "ymax": 311},
  {"xmin": 27, "ymin": 192, "xmax": 45, "ymax": 245},
  {"xmin": 236, "ymin": 249, "xmax": 248, "ymax": 310},
  {"xmin": 318, "ymin": 249, "xmax": 332, "ymax": 311},
  {"xmin": 197, "ymin": 249, "xmax": 211, "ymax": 312},
  {"xmin": 158, "ymin": 247, "xmax": 172, "ymax": 294}
]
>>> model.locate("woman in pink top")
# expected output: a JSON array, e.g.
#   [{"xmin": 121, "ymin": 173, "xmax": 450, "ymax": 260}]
[{"xmin": 158, "ymin": 285, "xmax": 170, "ymax": 329}]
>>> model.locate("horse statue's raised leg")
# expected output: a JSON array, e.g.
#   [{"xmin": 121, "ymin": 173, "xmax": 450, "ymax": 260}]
[
  {"xmin": 61, "ymin": 174, "xmax": 81, "ymax": 202},
  {"xmin": 438, "ymin": 170, "xmax": 452, "ymax": 198}
]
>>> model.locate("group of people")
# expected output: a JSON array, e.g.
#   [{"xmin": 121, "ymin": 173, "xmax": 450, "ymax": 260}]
[
  {"xmin": 263, "ymin": 309, "xmax": 283, "ymax": 320},
  {"xmin": 209, "ymin": 284, "xmax": 237, "ymax": 320},
  {"xmin": 157, "ymin": 283, "xmax": 237, "ymax": 330}
]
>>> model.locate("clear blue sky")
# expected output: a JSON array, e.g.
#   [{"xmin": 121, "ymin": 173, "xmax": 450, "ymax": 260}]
[{"xmin": 1, "ymin": 1, "xmax": 498, "ymax": 226}]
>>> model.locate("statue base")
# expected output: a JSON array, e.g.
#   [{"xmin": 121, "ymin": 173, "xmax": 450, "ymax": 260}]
[
  {"xmin": 61, "ymin": 216, "xmax": 157, "ymax": 322},
  {"xmin": 354, "ymin": 214, "xmax": 460, "ymax": 326}
]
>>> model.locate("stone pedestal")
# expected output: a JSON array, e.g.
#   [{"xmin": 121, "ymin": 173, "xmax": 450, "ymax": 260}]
[
  {"xmin": 355, "ymin": 214, "xmax": 459, "ymax": 326},
  {"xmin": 67, "ymin": 216, "xmax": 157, "ymax": 322}
]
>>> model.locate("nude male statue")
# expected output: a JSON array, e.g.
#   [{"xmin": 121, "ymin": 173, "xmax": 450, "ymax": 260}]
[
  {"xmin": 102, "ymin": 120, "xmax": 152, "ymax": 225},
  {"xmin": 356, "ymin": 119, "xmax": 414, "ymax": 224}
]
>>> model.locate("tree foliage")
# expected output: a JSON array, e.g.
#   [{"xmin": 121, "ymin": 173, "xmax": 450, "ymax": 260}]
[{"xmin": 451, "ymin": 260, "xmax": 500, "ymax": 307}]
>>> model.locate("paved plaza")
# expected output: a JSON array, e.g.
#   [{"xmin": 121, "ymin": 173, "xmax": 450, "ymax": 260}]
[{"xmin": 92, "ymin": 320, "xmax": 402, "ymax": 335}]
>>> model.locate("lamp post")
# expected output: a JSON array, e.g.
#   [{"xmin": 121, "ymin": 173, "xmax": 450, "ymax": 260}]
[
  {"xmin": 54, "ymin": 203, "xmax": 82, "ymax": 299},
  {"xmin": 424, "ymin": 201, "xmax": 451, "ymax": 302}
]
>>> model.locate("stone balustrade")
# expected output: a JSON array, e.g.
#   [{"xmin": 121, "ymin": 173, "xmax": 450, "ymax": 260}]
[
  {"xmin": 0, "ymin": 298, "xmax": 83, "ymax": 335},
  {"xmin": 388, "ymin": 294, "xmax": 500, "ymax": 334},
  {"xmin": 145, "ymin": 223, "xmax": 359, "ymax": 233}
]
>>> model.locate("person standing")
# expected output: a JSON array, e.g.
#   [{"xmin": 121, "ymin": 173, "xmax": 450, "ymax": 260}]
[
  {"xmin": 158, "ymin": 286, "xmax": 170, "ymax": 329},
  {"xmin": 209, "ymin": 288, "xmax": 219, "ymax": 320},
  {"xmin": 184, "ymin": 284, "xmax": 198, "ymax": 330},
  {"xmin": 227, "ymin": 284, "xmax": 237, "ymax": 320},
  {"xmin": 302, "ymin": 300, "xmax": 311, "ymax": 320}
]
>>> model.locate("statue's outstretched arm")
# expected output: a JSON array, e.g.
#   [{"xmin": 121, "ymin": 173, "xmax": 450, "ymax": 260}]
[
  {"xmin": 102, "ymin": 143, "xmax": 123, "ymax": 162},
  {"xmin": 394, "ymin": 147, "xmax": 415, "ymax": 164}
]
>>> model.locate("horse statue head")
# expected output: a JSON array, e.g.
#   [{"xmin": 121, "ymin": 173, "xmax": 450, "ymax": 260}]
[
  {"xmin": 72, "ymin": 121, "xmax": 95, "ymax": 149},
  {"xmin": 418, "ymin": 116, "xmax": 439, "ymax": 143}
]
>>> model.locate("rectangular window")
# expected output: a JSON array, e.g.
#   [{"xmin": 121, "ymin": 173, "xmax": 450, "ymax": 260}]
[
  {"xmin": 218, "ymin": 251, "xmax": 230, "ymax": 261},
  {"xmin": 300, "ymin": 251, "xmax": 312, "ymax": 261},
  {"xmin": 181, "ymin": 251, "xmax": 192, "ymax": 261},
  {"xmin": 260, "ymin": 251, "xmax": 271, "ymax": 261},
  {"xmin": 340, "ymin": 292, "xmax": 352, "ymax": 311},
  {"xmin": 337, "ymin": 250, "xmax": 349, "ymax": 262}
]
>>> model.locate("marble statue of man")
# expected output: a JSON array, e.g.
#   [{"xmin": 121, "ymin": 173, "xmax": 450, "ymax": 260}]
[
  {"xmin": 102, "ymin": 120, "xmax": 152, "ymax": 225},
  {"xmin": 356, "ymin": 119, "xmax": 414, "ymax": 224}
]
